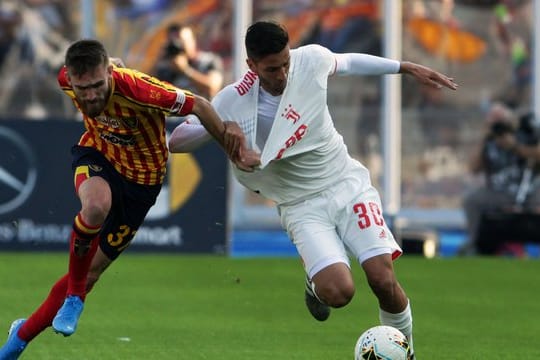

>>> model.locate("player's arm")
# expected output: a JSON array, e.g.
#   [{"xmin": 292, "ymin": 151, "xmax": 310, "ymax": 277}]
[
  {"xmin": 190, "ymin": 94, "xmax": 239, "ymax": 157},
  {"xmin": 333, "ymin": 53, "xmax": 458, "ymax": 90},
  {"xmin": 333, "ymin": 53, "xmax": 401, "ymax": 76},
  {"xmin": 190, "ymin": 95, "xmax": 256, "ymax": 172},
  {"xmin": 398, "ymin": 61, "xmax": 458, "ymax": 90},
  {"xmin": 169, "ymin": 115, "xmax": 212, "ymax": 153}
]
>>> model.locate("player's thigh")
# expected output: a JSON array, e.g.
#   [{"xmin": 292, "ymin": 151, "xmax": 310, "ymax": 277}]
[
  {"xmin": 339, "ymin": 186, "xmax": 402, "ymax": 264},
  {"xmin": 280, "ymin": 197, "xmax": 350, "ymax": 279},
  {"xmin": 99, "ymin": 182, "xmax": 161, "ymax": 260}
]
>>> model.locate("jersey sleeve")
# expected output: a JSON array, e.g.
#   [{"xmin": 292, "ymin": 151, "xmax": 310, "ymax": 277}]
[
  {"xmin": 112, "ymin": 68, "xmax": 195, "ymax": 116},
  {"xmin": 57, "ymin": 66, "xmax": 76, "ymax": 99},
  {"xmin": 303, "ymin": 44, "xmax": 336, "ymax": 77}
]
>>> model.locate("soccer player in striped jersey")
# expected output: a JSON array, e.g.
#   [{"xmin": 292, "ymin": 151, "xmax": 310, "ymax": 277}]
[{"xmin": 0, "ymin": 39, "xmax": 250, "ymax": 359}]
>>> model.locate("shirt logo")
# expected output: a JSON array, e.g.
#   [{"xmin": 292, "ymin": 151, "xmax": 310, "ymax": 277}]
[
  {"xmin": 95, "ymin": 115, "xmax": 121, "ymax": 128},
  {"xmin": 89, "ymin": 165, "xmax": 103, "ymax": 172},
  {"xmin": 100, "ymin": 132, "xmax": 135, "ymax": 146},
  {"xmin": 281, "ymin": 104, "xmax": 300, "ymax": 124},
  {"xmin": 122, "ymin": 116, "xmax": 139, "ymax": 129}
]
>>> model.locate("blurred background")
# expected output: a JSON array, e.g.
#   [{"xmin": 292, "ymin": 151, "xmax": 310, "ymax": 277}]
[{"xmin": 0, "ymin": 0, "xmax": 537, "ymax": 258}]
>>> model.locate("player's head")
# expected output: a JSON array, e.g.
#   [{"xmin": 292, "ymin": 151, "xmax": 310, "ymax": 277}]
[
  {"xmin": 65, "ymin": 39, "xmax": 112, "ymax": 117},
  {"xmin": 245, "ymin": 21, "xmax": 290, "ymax": 96}
]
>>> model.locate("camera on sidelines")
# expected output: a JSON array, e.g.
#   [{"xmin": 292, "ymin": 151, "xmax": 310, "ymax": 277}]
[
  {"xmin": 490, "ymin": 111, "xmax": 538, "ymax": 143},
  {"xmin": 163, "ymin": 23, "xmax": 186, "ymax": 59},
  {"xmin": 164, "ymin": 38, "xmax": 185, "ymax": 59},
  {"xmin": 490, "ymin": 121, "xmax": 515, "ymax": 137}
]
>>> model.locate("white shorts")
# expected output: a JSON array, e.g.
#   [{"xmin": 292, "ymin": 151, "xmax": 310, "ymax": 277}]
[{"xmin": 279, "ymin": 178, "xmax": 402, "ymax": 279}]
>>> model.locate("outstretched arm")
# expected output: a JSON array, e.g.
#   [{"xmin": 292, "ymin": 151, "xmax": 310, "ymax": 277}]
[
  {"xmin": 398, "ymin": 61, "xmax": 458, "ymax": 90},
  {"xmin": 333, "ymin": 53, "xmax": 458, "ymax": 90}
]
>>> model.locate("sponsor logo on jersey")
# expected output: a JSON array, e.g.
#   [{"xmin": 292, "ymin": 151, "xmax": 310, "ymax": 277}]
[
  {"xmin": 95, "ymin": 115, "xmax": 122, "ymax": 128},
  {"xmin": 276, "ymin": 124, "xmax": 308, "ymax": 160},
  {"xmin": 121, "ymin": 116, "xmax": 139, "ymax": 129},
  {"xmin": 100, "ymin": 132, "xmax": 135, "ymax": 146},
  {"xmin": 88, "ymin": 165, "xmax": 103, "ymax": 172}
]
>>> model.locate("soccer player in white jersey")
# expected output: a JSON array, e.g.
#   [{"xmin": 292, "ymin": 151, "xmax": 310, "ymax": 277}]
[{"xmin": 169, "ymin": 21, "xmax": 458, "ymax": 359}]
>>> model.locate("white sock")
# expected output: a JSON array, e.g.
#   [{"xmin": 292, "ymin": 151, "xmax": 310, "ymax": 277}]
[{"xmin": 379, "ymin": 300, "xmax": 414, "ymax": 355}]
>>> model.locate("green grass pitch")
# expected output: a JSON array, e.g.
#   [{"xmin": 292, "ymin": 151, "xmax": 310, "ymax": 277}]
[{"xmin": 0, "ymin": 253, "xmax": 539, "ymax": 359}]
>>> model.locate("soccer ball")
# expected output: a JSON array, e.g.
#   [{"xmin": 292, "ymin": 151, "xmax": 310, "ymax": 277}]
[{"xmin": 354, "ymin": 325, "xmax": 411, "ymax": 360}]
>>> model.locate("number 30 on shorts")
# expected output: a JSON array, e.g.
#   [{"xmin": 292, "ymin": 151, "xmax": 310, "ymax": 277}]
[{"xmin": 353, "ymin": 202, "xmax": 384, "ymax": 229}]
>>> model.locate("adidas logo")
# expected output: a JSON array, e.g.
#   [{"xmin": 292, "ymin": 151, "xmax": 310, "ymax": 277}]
[{"xmin": 379, "ymin": 229, "xmax": 387, "ymax": 239}]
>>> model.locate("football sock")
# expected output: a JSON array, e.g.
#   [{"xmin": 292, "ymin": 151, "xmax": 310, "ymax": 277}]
[
  {"xmin": 17, "ymin": 274, "xmax": 69, "ymax": 342},
  {"xmin": 67, "ymin": 213, "xmax": 101, "ymax": 298},
  {"xmin": 379, "ymin": 300, "xmax": 414, "ymax": 355}
]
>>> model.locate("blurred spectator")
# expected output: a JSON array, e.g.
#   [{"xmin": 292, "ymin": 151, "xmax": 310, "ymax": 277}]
[
  {"xmin": 205, "ymin": 0, "xmax": 233, "ymax": 65},
  {"xmin": 0, "ymin": 1, "xmax": 21, "ymax": 68},
  {"xmin": 302, "ymin": 0, "xmax": 380, "ymax": 54},
  {"xmin": 490, "ymin": 1, "xmax": 532, "ymax": 108},
  {"xmin": 0, "ymin": 0, "xmax": 75, "ymax": 119},
  {"xmin": 104, "ymin": 0, "xmax": 172, "ymax": 56},
  {"xmin": 460, "ymin": 103, "xmax": 540, "ymax": 255},
  {"xmin": 152, "ymin": 23, "xmax": 223, "ymax": 100}
]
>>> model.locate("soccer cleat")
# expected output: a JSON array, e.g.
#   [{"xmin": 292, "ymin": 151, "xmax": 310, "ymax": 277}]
[
  {"xmin": 304, "ymin": 276, "xmax": 330, "ymax": 321},
  {"xmin": 0, "ymin": 319, "xmax": 27, "ymax": 360},
  {"xmin": 52, "ymin": 295, "xmax": 84, "ymax": 336}
]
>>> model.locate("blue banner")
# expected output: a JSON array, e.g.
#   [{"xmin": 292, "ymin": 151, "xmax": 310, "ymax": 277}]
[{"xmin": 0, "ymin": 120, "xmax": 228, "ymax": 254}]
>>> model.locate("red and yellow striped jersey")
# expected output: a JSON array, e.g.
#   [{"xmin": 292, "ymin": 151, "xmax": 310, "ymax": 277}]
[{"xmin": 58, "ymin": 66, "xmax": 195, "ymax": 185}]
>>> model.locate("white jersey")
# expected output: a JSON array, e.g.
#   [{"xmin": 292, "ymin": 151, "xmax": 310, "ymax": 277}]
[{"xmin": 212, "ymin": 45, "xmax": 373, "ymax": 205}]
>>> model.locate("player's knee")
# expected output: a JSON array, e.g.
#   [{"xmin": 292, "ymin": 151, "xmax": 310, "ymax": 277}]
[
  {"xmin": 82, "ymin": 199, "xmax": 110, "ymax": 224},
  {"xmin": 319, "ymin": 281, "xmax": 355, "ymax": 308}
]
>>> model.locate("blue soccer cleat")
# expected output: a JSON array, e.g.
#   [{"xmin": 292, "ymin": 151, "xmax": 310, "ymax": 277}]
[
  {"xmin": 0, "ymin": 319, "xmax": 27, "ymax": 360},
  {"xmin": 52, "ymin": 295, "xmax": 84, "ymax": 337}
]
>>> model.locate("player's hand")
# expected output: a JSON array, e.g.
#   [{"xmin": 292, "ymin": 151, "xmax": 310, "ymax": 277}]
[
  {"xmin": 233, "ymin": 148, "xmax": 261, "ymax": 172},
  {"xmin": 400, "ymin": 61, "xmax": 458, "ymax": 90},
  {"xmin": 222, "ymin": 121, "xmax": 246, "ymax": 158},
  {"xmin": 221, "ymin": 121, "xmax": 261, "ymax": 172}
]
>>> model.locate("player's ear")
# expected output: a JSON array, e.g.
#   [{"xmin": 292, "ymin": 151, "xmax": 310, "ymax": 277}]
[{"xmin": 246, "ymin": 58, "xmax": 256, "ymax": 72}]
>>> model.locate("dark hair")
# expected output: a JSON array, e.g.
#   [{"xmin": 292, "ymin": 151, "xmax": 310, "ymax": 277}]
[
  {"xmin": 245, "ymin": 21, "xmax": 289, "ymax": 60},
  {"xmin": 65, "ymin": 39, "xmax": 109, "ymax": 76},
  {"xmin": 167, "ymin": 23, "xmax": 184, "ymax": 35},
  {"xmin": 491, "ymin": 121, "xmax": 514, "ymax": 136}
]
